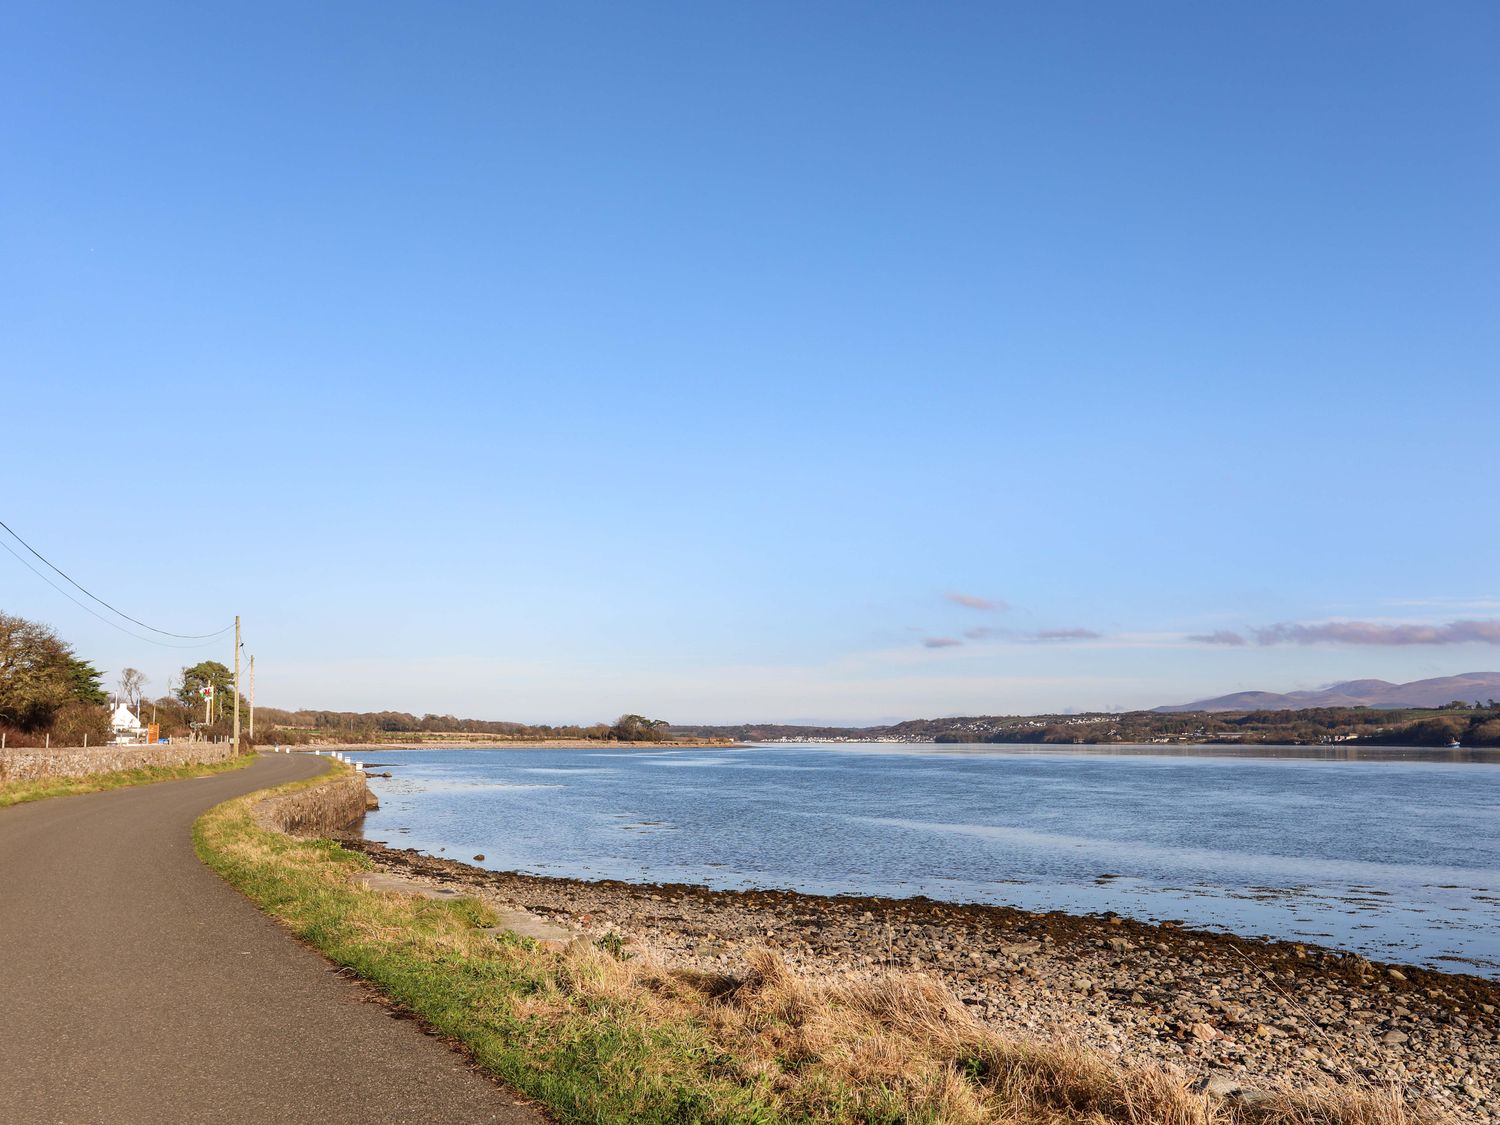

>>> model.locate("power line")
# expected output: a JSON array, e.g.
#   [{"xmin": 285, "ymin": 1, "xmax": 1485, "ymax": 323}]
[
  {"xmin": 0, "ymin": 518, "xmax": 231, "ymax": 640},
  {"xmin": 0, "ymin": 538, "xmax": 224, "ymax": 650}
]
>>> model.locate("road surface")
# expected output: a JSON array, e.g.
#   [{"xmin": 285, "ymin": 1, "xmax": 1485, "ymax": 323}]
[{"xmin": 0, "ymin": 753, "xmax": 546, "ymax": 1123}]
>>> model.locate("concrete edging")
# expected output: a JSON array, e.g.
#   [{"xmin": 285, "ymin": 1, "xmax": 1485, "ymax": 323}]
[{"xmin": 251, "ymin": 752, "xmax": 378, "ymax": 835}]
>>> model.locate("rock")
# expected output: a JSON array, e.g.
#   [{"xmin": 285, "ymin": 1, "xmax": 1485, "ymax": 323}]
[
  {"xmin": 999, "ymin": 941, "xmax": 1041, "ymax": 957},
  {"xmin": 1107, "ymin": 937, "xmax": 1134, "ymax": 953},
  {"xmin": 1388, "ymin": 968, "xmax": 1407, "ymax": 982},
  {"xmin": 1207, "ymin": 998, "xmax": 1247, "ymax": 1021},
  {"xmin": 1382, "ymin": 1030, "xmax": 1410, "ymax": 1045},
  {"xmin": 473, "ymin": 854, "xmax": 486, "ymax": 861},
  {"xmin": 1189, "ymin": 1023, "xmax": 1219, "ymax": 1042},
  {"xmin": 1193, "ymin": 1071, "xmax": 1241, "ymax": 1097},
  {"xmin": 1233, "ymin": 1087, "xmax": 1277, "ymax": 1108}
]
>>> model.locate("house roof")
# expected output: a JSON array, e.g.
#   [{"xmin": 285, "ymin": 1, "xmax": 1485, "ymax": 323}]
[{"xmin": 111, "ymin": 704, "xmax": 142, "ymax": 731}]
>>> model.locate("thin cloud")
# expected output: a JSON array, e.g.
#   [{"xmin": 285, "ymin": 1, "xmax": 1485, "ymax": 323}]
[
  {"xmin": 945, "ymin": 592, "xmax": 1006, "ymax": 612},
  {"xmin": 1385, "ymin": 596, "xmax": 1500, "ymax": 611},
  {"xmin": 940, "ymin": 626, "xmax": 1101, "ymax": 646},
  {"xmin": 1252, "ymin": 619, "xmax": 1500, "ymax": 646},
  {"xmin": 930, "ymin": 616, "xmax": 1500, "ymax": 651},
  {"xmin": 1190, "ymin": 630, "xmax": 1249, "ymax": 646}
]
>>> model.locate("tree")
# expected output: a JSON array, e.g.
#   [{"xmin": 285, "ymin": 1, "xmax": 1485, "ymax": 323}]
[
  {"xmin": 119, "ymin": 667, "xmax": 148, "ymax": 710},
  {"xmin": 609, "ymin": 714, "xmax": 670, "ymax": 742},
  {"xmin": 0, "ymin": 612, "xmax": 77, "ymax": 731},
  {"xmin": 67, "ymin": 658, "xmax": 108, "ymax": 705},
  {"xmin": 177, "ymin": 661, "xmax": 235, "ymax": 721}
]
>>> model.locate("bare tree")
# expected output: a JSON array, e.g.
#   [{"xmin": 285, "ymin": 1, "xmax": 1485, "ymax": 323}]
[{"xmin": 119, "ymin": 667, "xmax": 148, "ymax": 711}]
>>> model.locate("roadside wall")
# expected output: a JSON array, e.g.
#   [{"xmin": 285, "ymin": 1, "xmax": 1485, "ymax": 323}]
[
  {"xmin": 0, "ymin": 742, "xmax": 236, "ymax": 784},
  {"xmin": 254, "ymin": 767, "xmax": 376, "ymax": 836}
]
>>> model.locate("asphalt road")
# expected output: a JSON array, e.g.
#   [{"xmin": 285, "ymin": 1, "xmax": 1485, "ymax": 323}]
[{"xmin": 0, "ymin": 753, "xmax": 546, "ymax": 1124}]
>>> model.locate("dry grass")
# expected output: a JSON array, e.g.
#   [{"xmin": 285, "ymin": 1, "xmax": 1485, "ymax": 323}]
[
  {"xmin": 196, "ymin": 767, "xmax": 1448, "ymax": 1125},
  {"xmin": 563, "ymin": 944, "xmax": 1442, "ymax": 1125}
]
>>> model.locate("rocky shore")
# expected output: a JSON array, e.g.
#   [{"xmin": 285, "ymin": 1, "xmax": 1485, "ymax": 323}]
[{"xmin": 341, "ymin": 837, "xmax": 1498, "ymax": 1121}]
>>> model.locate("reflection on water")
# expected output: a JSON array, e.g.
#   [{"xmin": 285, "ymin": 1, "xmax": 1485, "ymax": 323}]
[{"xmin": 360, "ymin": 742, "xmax": 1500, "ymax": 975}]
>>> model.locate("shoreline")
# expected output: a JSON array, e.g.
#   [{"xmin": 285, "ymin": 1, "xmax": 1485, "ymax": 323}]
[
  {"xmin": 290, "ymin": 739, "xmax": 742, "ymax": 751},
  {"xmin": 342, "ymin": 835, "xmax": 1499, "ymax": 1120}
]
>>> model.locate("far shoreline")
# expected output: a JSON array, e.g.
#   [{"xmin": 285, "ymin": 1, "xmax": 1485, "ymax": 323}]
[
  {"xmin": 289, "ymin": 741, "xmax": 1500, "ymax": 768},
  {"xmin": 282, "ymin": 738, "xmax": 745, "ymax": 751}
]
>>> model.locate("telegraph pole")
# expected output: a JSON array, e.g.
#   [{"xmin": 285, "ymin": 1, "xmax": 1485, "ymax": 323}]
[{"xmin": 232, "ymin": 615, "xmax": 241, "ymax": 755}]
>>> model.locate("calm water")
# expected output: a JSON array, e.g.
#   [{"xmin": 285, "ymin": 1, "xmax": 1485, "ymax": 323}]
[{"xmin": 360, "ymin": 743, "xmax": 1500, "ymax": 975}]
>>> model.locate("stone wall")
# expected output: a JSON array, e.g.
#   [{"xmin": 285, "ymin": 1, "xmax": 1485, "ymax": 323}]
[
  {"xmin": 0, "ymin": 741, "xmax": 237, "ymax": 784},
  {"xmin": 254, "ymin": 766, "xmax": 376, "ymax": 836}
]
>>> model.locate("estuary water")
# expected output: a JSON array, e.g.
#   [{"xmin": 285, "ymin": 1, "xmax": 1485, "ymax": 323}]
[{"xmin": 359, "ymin": 743, "xmax": 1500, "ymax": 975}]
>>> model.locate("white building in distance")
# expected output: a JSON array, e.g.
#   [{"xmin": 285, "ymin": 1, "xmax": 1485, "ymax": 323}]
[{"xmin": 110, "ymin": 703, "xmax": 143, "ymax": 744}]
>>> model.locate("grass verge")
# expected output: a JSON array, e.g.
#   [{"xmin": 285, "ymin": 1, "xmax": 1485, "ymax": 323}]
[
  {"xmin": 0, "ymin": 753, "xmax": 251, "ymax": 809},
  {"xmin": 195, "ymin": 768, "xmax": 1443, "ymax": 1125}
]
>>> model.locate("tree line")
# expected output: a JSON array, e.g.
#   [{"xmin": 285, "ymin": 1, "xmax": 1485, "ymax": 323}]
[
  {"xmin": 0, "ymin": 612, "xmax": 254, "ymax": 748},
  {"xmin": 253, "ymin": 709, "xmax": 672, "ymax": 745},
  {"xmin": 676, "ymin": 704, "xmax": 1500, "ymax": 748},
  {"xmin": 1, "ymin": 612, "xmax": 676, "ymax": 749}
]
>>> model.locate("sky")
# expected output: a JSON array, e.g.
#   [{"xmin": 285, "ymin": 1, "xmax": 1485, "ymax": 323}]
[{"xmin": 3, "ymin": 2, "xmax": 1498, "ymax": 724}]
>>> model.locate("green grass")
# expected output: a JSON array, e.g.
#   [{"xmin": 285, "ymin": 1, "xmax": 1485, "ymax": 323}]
[
  {"xmin": 0, "ymin": 753, "xmax": 252, "ymax": 808},
  {"xmin": 193, "ymin": 765, "xmax": 786, "ymax": 1125}
]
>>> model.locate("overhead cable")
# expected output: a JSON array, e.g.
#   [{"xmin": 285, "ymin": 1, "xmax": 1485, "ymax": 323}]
[{"xmin": 0, "ymin": 518, "xmax": 231, "ymax": 640}]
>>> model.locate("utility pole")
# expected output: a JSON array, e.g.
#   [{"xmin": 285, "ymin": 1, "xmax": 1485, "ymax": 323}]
[
  {"xmin": 232, "ymin": 615, "xmax": 241, "ymax": 756},
  {"xmin": 249, "ymin": 654, "xmax": 255, "ymax": 739}
]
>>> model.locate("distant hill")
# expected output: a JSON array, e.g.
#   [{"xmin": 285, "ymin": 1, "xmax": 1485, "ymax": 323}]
[
  {"xmin": 1155, "ymin": 672, "xmax": 1500, "ymax": 713},
  {"xmin": 675, "ymin": 692, "xmax": 1500, "ymax": 747}
]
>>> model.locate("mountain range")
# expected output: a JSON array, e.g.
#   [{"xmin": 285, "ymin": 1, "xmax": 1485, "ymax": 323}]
[{"xmin": 1154, "ymin": 672, "xmax": 1500, "ymax": 713}]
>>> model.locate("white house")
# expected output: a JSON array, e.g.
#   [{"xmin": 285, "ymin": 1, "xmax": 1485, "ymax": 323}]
[{"xmin": 110, "ymin": 703, "xmax": 144, "ymax": 744}]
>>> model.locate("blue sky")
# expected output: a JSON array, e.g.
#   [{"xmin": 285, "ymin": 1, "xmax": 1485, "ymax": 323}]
[{"xmin": 3, "ymin": 2, "xmax": 1497, "ymax": 723}]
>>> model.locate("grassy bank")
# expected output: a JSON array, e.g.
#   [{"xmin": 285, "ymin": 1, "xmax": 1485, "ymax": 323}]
[
  {"xmin": 0, "ymin": 753, "xmax": 251, "ymax": 809},
  {"xmin": 194, "ymin": 769, "xmax": 1438, "ymax": 1125}
]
